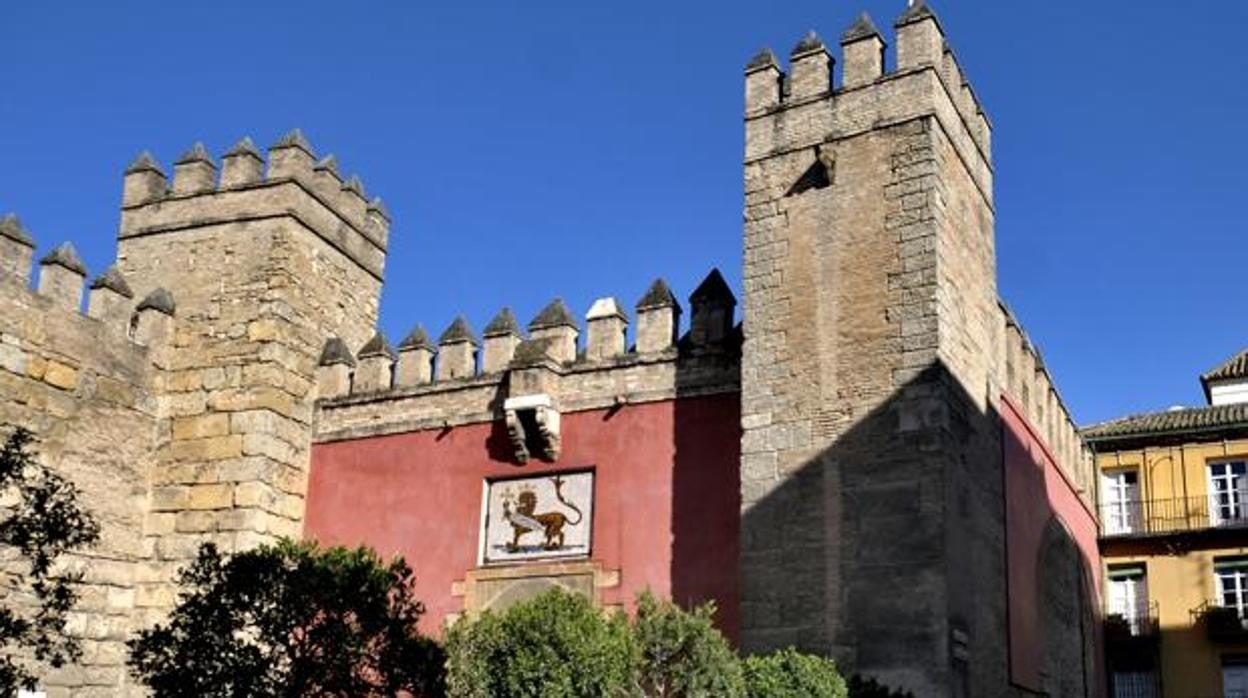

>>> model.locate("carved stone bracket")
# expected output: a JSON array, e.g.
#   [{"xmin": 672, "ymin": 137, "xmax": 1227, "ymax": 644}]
[{"xmin": 503, "ymin": 393, "xmax": 560, "ymax": 463}]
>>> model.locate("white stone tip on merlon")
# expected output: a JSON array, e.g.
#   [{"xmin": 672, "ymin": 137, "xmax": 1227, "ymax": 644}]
[{"xmin": 586, "ymin": 297, "xmax": 628, "ymax": 322}]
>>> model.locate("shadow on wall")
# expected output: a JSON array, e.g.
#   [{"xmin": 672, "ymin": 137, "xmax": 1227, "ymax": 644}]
[
  {"xmin": 670, "ymin": 337, "xmax": 744, "ymax": 643},
  {"xmin": 738, "ymin": 359, "xmax": 1102, "ymax": 697}
]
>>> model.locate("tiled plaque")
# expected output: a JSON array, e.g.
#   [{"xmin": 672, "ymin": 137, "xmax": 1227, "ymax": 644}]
[{"xmin": 481, "ymin": 471, "xmax": 593, "ymax": 564}]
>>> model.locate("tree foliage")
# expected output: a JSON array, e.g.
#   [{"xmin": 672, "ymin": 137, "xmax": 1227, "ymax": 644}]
[
  {"xmin": 846, "ymin": 675, "xmax": 916, "ymax": 698},
  {"xmin": 127, "ymin": 539, "xmax": 444, "ymax": 697},
  {"xmin": 445, "ymin": 588, "xmax": 635, "ymax": 698},
  {"xmin": 0, "ymin": 427, "xmax": 100, "ymax": 694},
  {"xmin": 632, "ymin": 591, "xmax": 744, "ymax": 697},
  {"xmin": 742, "ymin": 647, "xmax": 847, "ymax": 698}
]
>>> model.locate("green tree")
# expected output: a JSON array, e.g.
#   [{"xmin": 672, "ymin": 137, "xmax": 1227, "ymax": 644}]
[
  {"xmin": 445, "ymin": 588, "xmax": 635, "ymax": 698},
  {"xmin": 127, "ymin": 539, "xmax": 444, "ymax": 697},
  {"xmin": 742, "ymin": 647, "xmax": 847, "ymax": 698},
  {"xmin": 632, "ymin": 591, "xmax": 744, "ymax": 697},
  {"xmin": 0, "ymin": 427, "xmax": 100, "ymax": 693}
]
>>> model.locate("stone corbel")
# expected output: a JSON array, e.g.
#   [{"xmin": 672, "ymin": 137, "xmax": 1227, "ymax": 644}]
[{"xmin": 503, "ymin": 393, "xmax": 560, "ymax": 463}]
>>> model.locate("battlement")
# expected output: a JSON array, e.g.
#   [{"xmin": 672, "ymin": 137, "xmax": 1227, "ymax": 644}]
[
  {"xmin": 118, "ymin": 130, "xmax": 389, "ymax": 280},
  {"xmin": 313, "ymin": 270, "xmax": 740, "ymax": 443},
  {"xmin": 745, "ymin": 1, "xmax": 991, "ymax": 194},
  {"xmin": 0, "ymin": 214, "xmax": 179, "ymax": 354},
  {"xmin": 998, "ymin": 300, "xmax": 1095, "ymax": 498}
]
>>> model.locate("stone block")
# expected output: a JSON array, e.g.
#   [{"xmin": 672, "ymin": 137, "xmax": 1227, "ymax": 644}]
[
  {"xmin": 171, "ymin": 413, "xmax": 230, "ymax": 440},
  {"xmin": 185, "ymin": 483, "xmax": 234, "ymax": 510},
  {"xmin": 43, "ymin": 360, "xmax": 78, "ymax": 390}
]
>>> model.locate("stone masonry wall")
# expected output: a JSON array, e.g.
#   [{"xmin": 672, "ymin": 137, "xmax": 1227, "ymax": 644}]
[
  {"xmin": 114, "ymin": 136, "xmax": 386, "ymax": 629},
  {"xmin": 740, "ymin": 7, "xmax": 1095, "ymax": 697},
  {"xmin": 0, "ymin": 256, "xmax": 159, "ymax": 696}
]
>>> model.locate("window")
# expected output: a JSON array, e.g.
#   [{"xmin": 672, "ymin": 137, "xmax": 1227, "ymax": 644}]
[
  {"xmin": 1101, "ymin": 469, "xmax": 1141, "ymax": 535},
  {"xmin": 1111, "ymin": 670, "xmax": 1157, "ymax": 698},
  {"xmin": 1216, "ymin": 558, "xmax": 1248, "ymax": 618},
  {"xmin": 1108, "ymin": 564, "xmax": 1149, "ymax": 634},
  {"xmin": 1209, "ymin": 461, "xmax": 1248, "ymax": 526},
  {"xmin": 1224, "ymin": 655, "xmax": 1248, "ymax": 698}
]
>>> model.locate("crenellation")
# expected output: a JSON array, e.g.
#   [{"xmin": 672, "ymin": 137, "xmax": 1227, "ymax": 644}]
[
  {"xmin": 437, "ymin": 316, "xmax": 479, "ymax": 381},
  {"xmin": 481, "ymin": 308, "xmax": 522, "ymax": 373},
  {"xmin": 894, "ymin": 0, "xmax": 942, "ymax": 70},
  {"xmin": 172, "ymin": 142, "xmax": 217, "ymax": 196},
  {"xmin": 635, "ymin": 278, "xmax": 681, "ymax": 353},
  {"xmin": 352, "ymin": 332, "xmax": 396, "ymax": 394},
  {"xmin": 38, "ymin": 242, "xmax": 88, "ymax": 313},
  {"xmin": 396, "ymin": 325, "xmax": 436, "ymax": 386},
  {"xmin": 840, "ymin": 13, "xmax": 885, "ymax": 89},
  {"xmin": 266, "ymin": 128, "xmax": 316, "ymax": 180},
  {"xmin": 220, "ymin": 137, "xmax": 265, "ymax": 188},
  {"xmin": 787, "ymin": 31, "xmax": 833, "ymax": 102},
  {"xmin": 0, "ymin": 213, "xmax": 36, "ymax": 285},
  {"xmin": 528, "ymin": 299, "xmax": 578, "ymax": 364},
  {"xmin": 585, "ymin": 298, "xmax": 628, "ymax": 361},
  {"xmin": 122, "ymin": 152, "xmax": 168, "ymax": 207},
  {"xmin": 745, "ymin": 49, "xmax": 783, "ymax": 114},
  {"xmin": 688, "ymin": 269, "xmax": 736, "ymax": 347},
  {"xmin": 315, "ymin": 337, "xmax": 354, "ymax": 399},
  {"xmin": 87, "ymin": 265, "xmax": 135, "ymax": 329}
]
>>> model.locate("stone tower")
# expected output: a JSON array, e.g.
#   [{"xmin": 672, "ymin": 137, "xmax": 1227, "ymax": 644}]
[
  {"xmin": 115, "ymin": 132, "xmax": 389, "ymax": 609},
  {"xmin": 740, "ymin": 4, "xmax": 1008, "ymax": 696}
]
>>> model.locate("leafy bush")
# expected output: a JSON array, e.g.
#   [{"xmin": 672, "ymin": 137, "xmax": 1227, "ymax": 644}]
[
  {"xmin": 742, "ymin": 647, "xmax": 847, "ymax": 698},
  {"xmin": 847, "ymin": 674, "xmax": 916, "ymax": 698},
  {"xmin": 0, "ymin": 427, "xmax": 100, "ymax": 694},
  {"xmin": 633, "ymin": 591, "xmax": 744, "ymax": 697},
  {"xmin": 127, "ymin": 539, "xmax": 444, "ymax": 697},
  {"xmin": 445, "ymin": 588, "xmax": 635, "ymax": 698}
]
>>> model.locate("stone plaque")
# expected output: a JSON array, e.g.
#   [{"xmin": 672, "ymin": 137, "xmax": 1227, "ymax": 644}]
[{"xmin": 482, "ymin": 471, "xmax": 593, "ymax": 564}]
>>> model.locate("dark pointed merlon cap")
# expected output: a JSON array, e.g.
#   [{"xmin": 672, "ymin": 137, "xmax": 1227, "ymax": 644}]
[
  {"xmin": 358, "ymin": 331, "xmax": 397, "ymax": 360},
  {"xmin": 0, "ymin": 214, "xmax": 34, "ymax": 247},
  {"xmin": 341, "ymin": 175, "xmax": 366, "ymax": 199},
  {"xmin": 136, "ymin": 287, "xmax": 176, "ymax": 316},
  {"xmin": 439, "ymin": 315, "xmax": 480, "ymax": 346},
  {"xmin": 224, "ymin": 136, "xmax": 263, "ymax": 161},
  {"xmin": 175, "ymin": 142, "xmax": 216, "ymax": 167},
  {"xmin": 746, "ymin": 47, "xmax": 780, "ymax": 72},
  {"xmin": 896, "ymin": 0, "xmax": 939, "ymax": 28},
  {"xmin": 842, "ymin": 12, "xmax": 884, "ymax": 43},
  {"xmin": 511, "ymin": 337, "xmax": 557, "ymax": 366},
  {"xmin": 690, "ymin": 268, "xmax": 736, "ymax": 305},
  {"xmin": 528, "ymin": 298, "xmax": 577, "ymax": 332},
  {"xmin": 89, "ymin": 265, "xmax": 134, "ymax": 298},
  {"xmin": 483, "ymin": 307, "xmax": 522, "ymax": 338},
  {"xmin": 367, "ymin": 197, "xmax": 391, "ymax": 222},
  {"xmin": 314, "ymin": 155, "xmax": 342, "ymax": 178},
  {"xmin": 636, "ymin": 278, "xmax": 679, "ymax": 311},
  {"xmin": 790, "ymin": 30, "xmax": 826, "ymax": 57},
  {"xmin": 39, "ymin": 242, "xmax": 87, "ymax": 275},
  {"xmin": 271, "ymin": 128, "xmax": 315, "ymax": 156},
  {"xmin": 398, "ymin": 324, "xmax": 437, "ymax": 352},
  {"xmin": 125, "ymin": 151, "xmax": 166, "ymax": 176},
  {"xmin": 319, "ymin": 337, "xmax": 356, "ymax": 367}
]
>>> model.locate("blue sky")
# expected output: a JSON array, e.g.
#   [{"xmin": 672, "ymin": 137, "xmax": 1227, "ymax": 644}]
[{"xmin": 1, "ymin": 1, "xmax": 1244, "ymax": 426}]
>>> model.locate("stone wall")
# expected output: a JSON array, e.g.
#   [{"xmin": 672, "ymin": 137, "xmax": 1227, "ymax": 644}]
[
  {"xmin": 0, "ymin": 131, "xmax": 389, "ymax": 695},
  {"xmin": 739, "ymin": 6, "xmax": 1095, "ymax": 696},
  {"xmin": 0, "ymin": 247, "xmax": 160, "ymax": 696}
]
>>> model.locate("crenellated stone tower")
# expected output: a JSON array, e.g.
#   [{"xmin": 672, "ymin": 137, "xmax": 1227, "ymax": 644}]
[
  {"xmin": 114, "ymin": 131, "xmax": 390, "ymax": 610},
  {"xmin": 740, "ymin": 3, "xmax": 1009, "ymax": 696}
]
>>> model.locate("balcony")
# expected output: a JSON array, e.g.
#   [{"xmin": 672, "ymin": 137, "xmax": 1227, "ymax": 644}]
[
  {"xmin": 1100, "ymin": 495, "xmax": 1248, "ymax": 538},
  {"xmin": 1191, "ymin": 601, "xmax": 1248, "ymax": 644},
  {"xmin": 1105, "ymin": 602, "xmax": 1161, "ymax": 670}
]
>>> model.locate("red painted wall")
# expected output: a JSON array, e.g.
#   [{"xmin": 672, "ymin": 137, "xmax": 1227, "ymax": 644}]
[
  {"xmin": 1001, "ymin": 394, "xmax": 1102, "ymax": 692},
  {"xmin": 304, "ymin": 394, "xmax": 741, "ymax": 638}
]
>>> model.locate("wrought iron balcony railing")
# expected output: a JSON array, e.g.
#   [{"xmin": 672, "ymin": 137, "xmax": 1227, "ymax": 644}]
[
  {"xmin": 1191, "ymin": 600, "xmax": 1248, "ymax": 644},
  {"xmin": 1105, "ymin": 600, "xmax": 1161, "ymax": 640},
  {"xmin": 1099, "ymin": 495, "xmax": 1248, "ymax": 538}
]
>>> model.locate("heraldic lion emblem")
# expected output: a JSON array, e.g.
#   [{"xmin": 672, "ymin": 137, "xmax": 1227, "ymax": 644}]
[{"xmin": 500, "ymin": 475, "xmax": 584, "ymax": 552}]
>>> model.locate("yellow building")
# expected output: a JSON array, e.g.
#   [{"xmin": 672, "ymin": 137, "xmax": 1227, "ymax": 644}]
[{"xmin": 1085, "ymin": 349, "xmax": 1248, "ymax": 698}]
